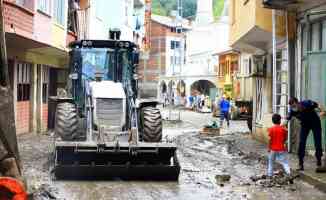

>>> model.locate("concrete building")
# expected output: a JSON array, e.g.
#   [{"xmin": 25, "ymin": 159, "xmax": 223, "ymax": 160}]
[
  {"xmin": 263, "ymin": 0, "xmax": 326, "ymax": 152},
  {"xmin": 215, "ymin": 50, "xmax": 240, "ymax": 100},
  {"xmin": 78, "ymin": 0, "xmax": 145, "ymax": 45},
  {"xmin": 229, "ymin": 0, "xmax": 289, "ymax": 143},
  {"xmin": 181, "ymin": 0, "xmax": 230, "ymax": 101},
  {"xmin": 3, "ymin": 0, "xmax": 77, "ymax": 134},
  {"xmin": 139, "ymin": 14, "xmax": 189, "ymax": 99}
]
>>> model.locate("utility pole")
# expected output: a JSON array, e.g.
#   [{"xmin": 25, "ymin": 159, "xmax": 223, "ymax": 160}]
[{"xmin": 177, "ymin": 0, "xmax": 183, "ymax": 121}]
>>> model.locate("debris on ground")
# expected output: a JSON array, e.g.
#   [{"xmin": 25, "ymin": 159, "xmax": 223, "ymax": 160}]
[
  {"xmin": 215, "ymin": 174, "xmax": 231, "ymax": 186},
  {"xmin": 250, "ymin": 171, "xmax": 299, "ymax": 188},
  {"xmin": 31, "ymin": 184, "xmax": 61, "ymax": 200},
  {"xmin": 204, "ymin": 121, "xmax": 219, "ymax": 129},
  {"xmin": 17, "ymin": 112, "xmax": 326, "ymax": 200},
  {"xmin": 201, "ymin": 121, "xmax": 220, "ymax": 136}
]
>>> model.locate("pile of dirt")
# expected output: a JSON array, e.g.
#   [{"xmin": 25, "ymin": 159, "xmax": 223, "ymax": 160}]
[
  {"xmin": 30, "ymin": 184, "xmax": 62, "ymax": 200},
  {"xmin": 249, "ymin": 172, "xmax": 299, "ymax": 188}
]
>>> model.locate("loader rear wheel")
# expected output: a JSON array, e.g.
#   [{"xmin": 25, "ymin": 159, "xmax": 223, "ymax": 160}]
[
  {"xmin": 141, "ymin": 107, "xmax": 162, "ymax": 142},
  {"xmin": 55, "ymin": 102, "xmax": 78, "ymax": 141}
]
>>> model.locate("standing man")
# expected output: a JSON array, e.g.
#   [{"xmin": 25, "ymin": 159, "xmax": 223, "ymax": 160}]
[
  {"xmin": 219, "ymin": 95, "xmax": 230, "ymax": 127},
  {"xmin": 287, "ymin": 97, "xmax": 325, "ymax": 170}
]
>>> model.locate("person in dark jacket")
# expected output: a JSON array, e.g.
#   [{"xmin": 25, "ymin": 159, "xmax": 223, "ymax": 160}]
[{"xmin": 287, "ymin": 97, "xmax": 324, "ymax": 170}]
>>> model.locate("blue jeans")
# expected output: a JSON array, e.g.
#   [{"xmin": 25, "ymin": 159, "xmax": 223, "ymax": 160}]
[
  {"xmin": 220, "ymin": 111, "xmax": 229, "ymax": 127},
  {"xmin": 268, "ymin": 151, "xmax": 291, "ymax": 176}
]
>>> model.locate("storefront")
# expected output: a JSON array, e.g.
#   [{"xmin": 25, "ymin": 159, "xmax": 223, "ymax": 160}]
[{"xmin": 297, "ymin": 6, "xmax": 326, "ymax": 152}]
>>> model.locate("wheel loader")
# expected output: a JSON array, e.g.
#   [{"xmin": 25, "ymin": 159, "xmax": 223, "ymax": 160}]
[{"xmin": 52, "ymin": 31, "xmax": 180, "ymax": 180}]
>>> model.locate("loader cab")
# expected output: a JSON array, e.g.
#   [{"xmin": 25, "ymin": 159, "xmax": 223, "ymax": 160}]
[{"xmin": 68, "ymin": 40, "xmax": 138, "ymax": 113}]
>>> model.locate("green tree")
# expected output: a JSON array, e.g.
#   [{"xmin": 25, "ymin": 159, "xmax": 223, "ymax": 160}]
[
  {"xmin": 152, "ymin": 0, "xmax": 197, "ymax": 19},
  {"xmin": 152, "ymin": 0, "xmax": 224, "ymax": 21},
  {"xmin": 213, "ymin": 0, "xmax": 225, "ymax": 20}
]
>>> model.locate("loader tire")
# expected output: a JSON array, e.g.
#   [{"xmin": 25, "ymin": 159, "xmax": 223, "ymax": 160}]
[
  {"xmin": 55, "ymin": 102, "xmax": 78, "ymax": 141},
  {"xmin": 141, "ymin": 107, "xmax": 162, "ymax": 142}
]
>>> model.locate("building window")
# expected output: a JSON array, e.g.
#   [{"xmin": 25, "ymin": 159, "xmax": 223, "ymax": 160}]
[
  {"xmin": 17, "ymin": 63, "xmax": 31, "ymax": 102},
  {"xmin": 170, "ymin": 56, "xmax": 176, "ymax": 65},
  {"xmin": 302, "ymin": 25, "xmax": 308, "ymax": 56},
  {"xmin": 15, "ymin": 0, "xmax": 25, "ymax": 6},
  {"xmin": 42, "ymin": 67, "xmax": 49, "ymax": 103},
  {"xmin": 38, "ymin": 0, "xmax": 50, "ymax": 14},
  {"xmin": 322, "ymin": 21, "xmax": 326, "ymax": 50},
  {"xmin": 243, "ymin": 58, "xmax": 252, "ymax": 75},
  {"xmin": 176, "ymin": 56, "xmax": 181, "ymax": 65},
  {"xmin": 311, "ymin": 23, "xmax": 321, "ymax": 52},
  {"xmin": 255, "ymin": 79, "xmax": 263, "ymax": 123},
  {"xmin": 53, "ymin": 0, "xmax": 66, "ymax": 25},
  {"xmin": 170, "ymin": 41, "xmax": 180, "ymax": 49}
]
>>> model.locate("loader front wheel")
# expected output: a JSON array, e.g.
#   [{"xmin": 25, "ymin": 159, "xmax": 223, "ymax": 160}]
[
  {"xmin": 141, "ymin": 107, "xmax": 162, "ymax": 142},
  {"xmin": 55, "ymin": 102, "xmax": 78, "ymax": 141}
]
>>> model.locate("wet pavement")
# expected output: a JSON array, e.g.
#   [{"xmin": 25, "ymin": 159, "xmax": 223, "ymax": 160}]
[{"xmin": 18, "ymin": 110, "xmax": 326, "ymax": 200}]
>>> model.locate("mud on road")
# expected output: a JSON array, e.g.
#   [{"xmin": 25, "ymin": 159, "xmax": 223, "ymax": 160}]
[{"xmin": 18, "ymin": 111, "xmax": 326, "ymax": 200}]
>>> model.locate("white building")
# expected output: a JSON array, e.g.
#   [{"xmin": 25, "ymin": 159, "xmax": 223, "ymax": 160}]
[
  {"xmin": 181, "ymin": 0, "xmax": 230, "ymax": 99},
  {"xmin": 79, "ymin": 0, "xmax": 145, "ymax": 46}
]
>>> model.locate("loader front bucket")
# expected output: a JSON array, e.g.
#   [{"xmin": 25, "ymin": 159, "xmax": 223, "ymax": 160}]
[{"xmin": 53, "ymin": 141, "xmax": 180, "ymax": 180}]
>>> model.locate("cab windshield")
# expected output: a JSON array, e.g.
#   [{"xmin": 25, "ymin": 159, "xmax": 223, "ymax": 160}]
[{"xmin": 81, "ymin": 48, "xmax": 114, "ymax": 80}]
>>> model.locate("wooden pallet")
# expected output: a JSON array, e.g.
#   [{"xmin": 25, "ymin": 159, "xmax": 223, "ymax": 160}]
[{"xmin": 200, "ymin": 127, "xmax": 220, "ymax": 136}]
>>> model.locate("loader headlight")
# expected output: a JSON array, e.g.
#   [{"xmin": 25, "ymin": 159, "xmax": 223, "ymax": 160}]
[
  {"xmin": 119, "ymin": 42, "xmax": 124, "ymax": 48},
  {"xmin": 133, "ymin": 74, "xmax": 139, "ymax": 80},
  {"xmin": 125, "ymin": 42, "xmax": 130, "ymax": 48},
  {"xmin": 82, "ymin": 40, "xmax": 93, "ymax": 47}
]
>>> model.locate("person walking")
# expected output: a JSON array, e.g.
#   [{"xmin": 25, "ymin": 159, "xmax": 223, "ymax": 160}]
[
  {"xmin": 268, "ymin": 114, "xmax": 292, "ymax": 179},
  {"xmin": 163, "ymin": 93, "xmax": 168, "ymax": 108},
  {"xmin": 219, "ymin": 95, "xmax": 230, "ymax": 127},
  {"xmin": 188, "ymin": 95, "xmax": 194, "ymax": 109},
  {"xmin": 287, "ymin": 97, "xmax": 325, "ymax": 171}
]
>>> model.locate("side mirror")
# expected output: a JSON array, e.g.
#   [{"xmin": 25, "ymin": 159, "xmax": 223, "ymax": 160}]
[
  {"xmin": 69, "ymin": 73, "xmax": 78, "ymax": 80},
  {"xmin": 132, "ymin": 51, "xmax": 139, "ymax": 66}
]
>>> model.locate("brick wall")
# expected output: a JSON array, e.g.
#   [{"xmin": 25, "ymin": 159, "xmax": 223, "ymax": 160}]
[
  {"xmin": 16, "ymin": 101, "xmax": 30, "ymax": 134},
  {"xmin": 139, "ymin": 21, "xmax": 168, "ymax": 82},
  {"xmin": 139, "ymin": 18, "xmax": 184, "ymax": 97},
  {"xmin": 42, "ymin": 103, "xmax": 48, "ymax": 131},
  {"xmin": 3, "ymin": 1, "xmax": 34, "ymax": 38}
]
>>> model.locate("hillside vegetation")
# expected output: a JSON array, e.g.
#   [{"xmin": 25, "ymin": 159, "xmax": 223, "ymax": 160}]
[{"xmin": 152, "ymin": 0, "xmax": 225, "ymax": 21}]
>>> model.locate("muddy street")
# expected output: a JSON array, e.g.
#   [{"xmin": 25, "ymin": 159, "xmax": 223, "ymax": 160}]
[{"xmin": 19, "ymin": 110, "xmax": 326, "ymax": 200}]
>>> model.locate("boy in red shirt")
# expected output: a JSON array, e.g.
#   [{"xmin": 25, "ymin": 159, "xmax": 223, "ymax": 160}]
[{"xmin": 267, "ymin": 114, "xmax": 291, "ymax": 177}]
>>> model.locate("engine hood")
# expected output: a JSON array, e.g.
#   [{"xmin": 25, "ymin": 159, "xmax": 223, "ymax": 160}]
[{"xmin": 89, "ymin": 81, "xmax": 126, "ymax": 99}]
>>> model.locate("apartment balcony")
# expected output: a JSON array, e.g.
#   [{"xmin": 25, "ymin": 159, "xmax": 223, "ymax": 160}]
[
  {"xmin": 229, "ymin": 0, "xmax": 286, "ymax": 53},
  {"xmin": 3, "ymin": 0, "xmax": 34, "ymax": 39},
  {"xmin": 262, "ymin": 0, "xmax": 323, "ymax": 11}
]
